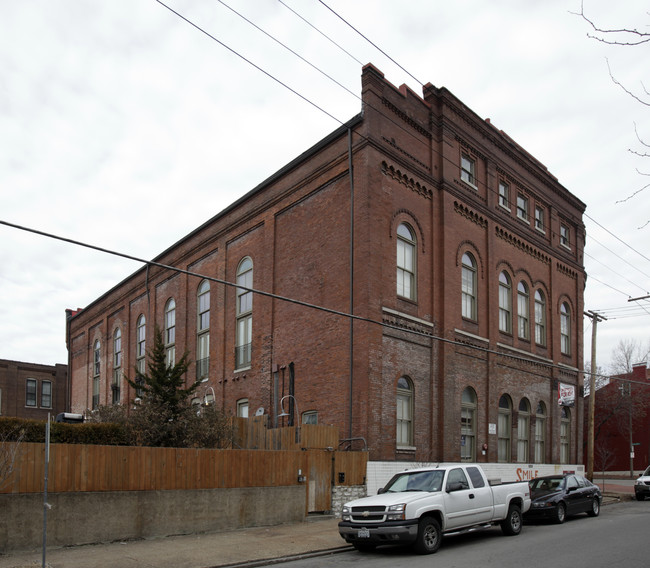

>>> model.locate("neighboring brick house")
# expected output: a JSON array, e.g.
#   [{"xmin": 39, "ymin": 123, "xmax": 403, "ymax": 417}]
[
  {"xmin": 0, "ymin": 358, "xmax": 68, "ymax": 420},
  {"xmin": 587, "ymin": 362, "xmax": 650, "ymax": 472},
  {"xmin": 67, "ymin": 64, "xmax": 586, "ymax": 463}
]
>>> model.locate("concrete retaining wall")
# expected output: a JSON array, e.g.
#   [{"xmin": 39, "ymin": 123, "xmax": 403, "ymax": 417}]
[{"xmin": 0, "ymin": 485, "xmax": 305, "ymax": 553}]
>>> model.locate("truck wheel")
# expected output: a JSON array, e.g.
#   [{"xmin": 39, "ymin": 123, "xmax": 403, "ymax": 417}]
[
  {"xmin": 636, "ymin": 494, "xmax": 645, "ymax": 501},
  {"xmin": 500, "ymin": 504, "xmax": 522, "ymax": 536},
  {"xmin": 352, "ymin": 542, "xmax": 376, "ymax": 553},
  {"xmin": 554, "ymin": 502, "xmax": 566, "ymax": 524},
  {"xmin": 587, "ymin": 497, "xmax": 600, "ymax": 517},
  {"xmin": 413, "ymin": 516, "xmax": 442, "ymax": 555}
]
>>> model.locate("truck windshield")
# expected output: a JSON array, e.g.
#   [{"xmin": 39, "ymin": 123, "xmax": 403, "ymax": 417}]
[{"xmin": 384, "ymin": 470, "xmax": 444, "ymax": 493}]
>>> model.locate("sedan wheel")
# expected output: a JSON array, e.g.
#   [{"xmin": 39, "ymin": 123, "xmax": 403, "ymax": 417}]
[
  {"xmin": 554, "ymin": 502, "xmax": 566, "ymax": 524},
  {"xmin": 587, "ymin": 497, "xmax": 600, "ymax": 517}
]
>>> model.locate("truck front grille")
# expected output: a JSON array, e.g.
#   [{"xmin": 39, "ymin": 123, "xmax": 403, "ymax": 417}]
[{"xmin": 350, "ymin": 505, "xmax": 386, "ymax": 523}]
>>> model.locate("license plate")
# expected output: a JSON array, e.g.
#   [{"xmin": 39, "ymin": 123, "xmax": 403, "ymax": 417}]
[{"xmin": 357, "ymin": 528, "xmax": 370, "ymax": 538}]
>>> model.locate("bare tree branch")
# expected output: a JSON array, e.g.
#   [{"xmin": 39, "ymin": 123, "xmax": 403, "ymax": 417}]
[
  {"xmin": 573, "ymin": 2, "xmax": 650, "ymax": 46},
  {"xmin": 606, "ymin": 58, "xmax": 650, "ymax": 107}
]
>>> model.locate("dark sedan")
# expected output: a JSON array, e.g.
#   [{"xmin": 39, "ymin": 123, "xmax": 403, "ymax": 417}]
[{"xmin": 524, "ymin": 474, "xmax": 601, "ymax": 524}]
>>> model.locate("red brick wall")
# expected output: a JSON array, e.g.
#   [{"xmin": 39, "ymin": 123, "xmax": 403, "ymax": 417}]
[{"xmin": 67, "ymin": 64, "xmax": 585, "ymax": 463}]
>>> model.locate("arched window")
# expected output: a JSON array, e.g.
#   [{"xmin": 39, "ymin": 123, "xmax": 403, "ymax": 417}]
[
  {"xmin": 112, "ymin": 328, "xmax": 122, "ymax": 404},
  {"xmin": 517, "ymin": 398, "xmax": 530, "ymax": 463},
  {"xmin": 534, "ymin": 402, "xmax": 546, "ymax": 463},
  {"xmin": 517, "ymin": 282, "xmax": 529, "ymax": 340},
  {"xmin": 396, "ymin": 223, "xmax": 416, "ymax": 301},
  {"xmin": 165, "ymin": 299, "xmax": 176, "ymax": 367},
  {"xmin": 396, "ymin": 377, "xmax": 414, "ymax": 447},
  {"xmin": 461, "ymin": 387, "xmax": 477, "ymax": 462},
  {"xmin": 560, "ymin": 302, "xmax": 571, "ymax": 355},
  {"xmin": 302, "ymin": 410, "xmax": 318, "ymax": 425},
  {"xmin": 135, "ymin": 315, "xmax": 146, "ymax": 397},
  {"xmin": 92, "ymin": 339, "xmax": 101, "ymax": 409},
  {"xmin": 534, "ymin": 290, "xmax": 546, "ymax": 346},
  {"xmin": 197, "ymin": 280, "xmax": 210, "ymax": 381},
  {"xmin": 236, "ymin": 257, "xmax": 253, "ymax": 369},
  {"xmin": 237, "ymin": 398, "xmax": 249, "ymax": 418},
  {"xmin": 498, "ymin": 394, "xmax": 512, "ymax": 462},
  {"xmin": 498, "ymin": 272, "xmax": 512, "ymax": 333},
  {"xmin": 560, "ymin": 407, "xmax": 571, "ymax": 464},
  {"xmin": 461, "ymin": 253, "xmax": 477, "ymax": 320}
]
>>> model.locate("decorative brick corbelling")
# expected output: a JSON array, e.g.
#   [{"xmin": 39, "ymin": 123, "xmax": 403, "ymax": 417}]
[
  {"xmin": 381, "ymin": 161, "xmax": 432, "ymax": 199},
  {"xmin": 556, "ymin": 262, "xmax": 578, "ymax": 280},
  {"xmin": 495, "ymin": 226, "xmax": 551, "ymax": 265},
  {"xmin": 381, "ymin": 97, "xmax": 432, "ymax": 140},
  {"xmin": 454, "ymin": 200, "xmax": 488, "ymax": 229}
]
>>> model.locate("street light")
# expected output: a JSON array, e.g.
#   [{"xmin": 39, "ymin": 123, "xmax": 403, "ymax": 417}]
[
  {"xmin": 203, "ymin": 386, "xmax": 216, "ymax": 406},
  {"xmin": 278, "ymin": 395, "xmax": 299, "ymax": 425},
  {"xmin": 278, "ymin": 395, "xmax": 300, "ymax": 444}
]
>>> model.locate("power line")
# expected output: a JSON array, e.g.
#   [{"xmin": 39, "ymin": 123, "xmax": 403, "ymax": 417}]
[
  {"xmin": 162, "ymin": 0, "xmax": 650, "ymax": 303},
  {"xmin": 1, "ymin": 217, "xmax": 594, "ymax": 385},
  {"xmin": 154, "ymin": 0, "xmax": 342, "ymax": 126},
  {"xmin": 316, "ymin": 0, "xmax": 424, "ymax": 87},
  {"xmin": 277, "ymin": 0, "xmax": 363, "ymax": 65}
]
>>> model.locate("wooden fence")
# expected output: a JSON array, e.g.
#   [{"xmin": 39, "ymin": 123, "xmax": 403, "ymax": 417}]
[
  {"xmin": 1, "ymin": 442, "xmax": 367, "ymax": 495},
  {"xmin": 232, "ymin": 416, "xmax": 339, "ymax": 450}
]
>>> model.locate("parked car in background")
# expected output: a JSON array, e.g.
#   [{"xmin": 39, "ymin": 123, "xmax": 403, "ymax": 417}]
[
  {"xmin": 524, "ymin": 474, "xmax": 601, "ymax": 524},
  {"xmin": 634, "ymin": 466, "xmax": 650, "ymax": 501}
]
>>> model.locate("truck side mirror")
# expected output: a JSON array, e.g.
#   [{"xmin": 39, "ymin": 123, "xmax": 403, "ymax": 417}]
[{"xmin": 377, "ymin": 487, "xmax": 386, "ymax": 494}]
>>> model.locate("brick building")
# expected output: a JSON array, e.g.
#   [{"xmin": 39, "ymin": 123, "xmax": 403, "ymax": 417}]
[
  {"xmin": 0, "ymin": 358, "xmax": 68, "ymax": 420},
  {"xmin": 67, "ymin": 64, "xmax": 586, "ymax": 463},
  {"xmin": 587, "ymin": 362, "xmax": 650, "ymax": 472}
]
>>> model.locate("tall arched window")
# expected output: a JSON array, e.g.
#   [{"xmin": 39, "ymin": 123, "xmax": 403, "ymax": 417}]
[
  {"xmin": 534, "ymin": 290, "xmax": 546, "ymax": 346},
  {"xmin": 165, "ymin": 299, "xmax": 176, "ymax": 367},
  {"xmin": 461, "ymin": 253, "xmax": 477, "ymax": 320},
  {"xmin": 112, "ymin": 328, "xmax": 122, "ymax": 404},
  {"xmin": 498, "ymin": 272, "xmax": 512, "ymax": 333},
  {"xmin": 92, "ymin": 339, "xmax": 101, "ymax": 409},
  {"xmin": 498, "ymin": 394, "xmax": 512, "ymax": 462},
  {"xmin": 396, "ymin": 223, "xmax": 416, "ymax": 301},
  {"xmin": 461, "ymin": 387, "xmax": 477, "ymax": 462},
  {"xmin": 517, "ymin": 398, "xmax": 530, "ymax": 463},
  {"xmin": 517, "ymin": 282, "xmax": 529, "ymax": 340},
  {"xmin": 560, "ymin": 407, "xmax": 571, "ymax": 463},
  {"xmin": 135, "ymin": 315, "xmax": 146, "ymax": 397},
  {"xmin": 396, "ymin": 377, "xmax": 414, "ymax": 447},
  {"xmin": 236, "ymin": 257, "xmax": 253, "ymax": 369},
  {"xmin": 197, "ymin": 280, "xmax": 210, "ymax": 381},
  {"xmin": 560, "ymin": 302, "xmax": 571, "ymax": 355},
  {"xmin": 534, "ymin": 402, "xmax": 546, "ymax": 463}
]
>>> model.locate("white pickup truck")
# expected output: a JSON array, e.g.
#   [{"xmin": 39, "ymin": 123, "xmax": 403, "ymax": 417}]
[{"xmin": 338, "ymin": 464, "xmax": 531, "ymax": 554}]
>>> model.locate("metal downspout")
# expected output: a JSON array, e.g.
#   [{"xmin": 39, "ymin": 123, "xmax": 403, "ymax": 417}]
[{"xmin": 348, "ymin": 127, "xmax": 355, "ymax": 441}]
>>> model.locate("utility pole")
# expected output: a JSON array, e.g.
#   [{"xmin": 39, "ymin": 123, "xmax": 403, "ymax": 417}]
[{"xmin": 585, "ymin": 310, "xmax": 607, "ymax": 482}]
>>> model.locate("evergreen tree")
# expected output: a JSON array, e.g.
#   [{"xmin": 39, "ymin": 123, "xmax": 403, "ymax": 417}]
[{"xmin": 126, "ymin": 326, "xmax": 201, "ymax": 446}]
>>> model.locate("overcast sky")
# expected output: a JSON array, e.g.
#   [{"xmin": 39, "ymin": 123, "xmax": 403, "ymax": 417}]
[{"xmin": 1, "ymin": 0, "xmax": 648, "ymax": 374}]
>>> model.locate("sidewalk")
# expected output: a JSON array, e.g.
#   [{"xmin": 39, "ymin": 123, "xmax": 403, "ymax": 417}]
[
  {"xmin": 0, "ymin": 480, "xmax": 635, "ymax": 568},
  {"xmin": 0, "ymin": 517, "xmax": 349, "ymax": 568}
]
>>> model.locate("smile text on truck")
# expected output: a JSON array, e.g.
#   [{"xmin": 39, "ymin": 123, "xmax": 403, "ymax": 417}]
[{"xmin": 338, "ymin": 464, "xmax": 531, "ymax": 555}]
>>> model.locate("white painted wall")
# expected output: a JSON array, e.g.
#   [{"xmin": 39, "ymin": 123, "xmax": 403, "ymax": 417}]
[{"xmin": 366, "ymin": 461, "xmax": 585, "ymax": 496}]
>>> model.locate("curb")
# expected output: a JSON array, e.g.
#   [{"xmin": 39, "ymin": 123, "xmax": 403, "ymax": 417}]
[{"xmin": 207, "ymin": 546, "xmax": 352, "ymax": 568}]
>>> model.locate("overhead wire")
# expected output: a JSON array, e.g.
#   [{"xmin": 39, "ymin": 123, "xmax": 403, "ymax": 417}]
[
  {"xmin": 283, "ymin": 1, "xmax": 650, "ymax": 297},
  {"xmin": 0, "ymin": 218, "xmax": 584, "ymax": 385},
  {"xmin": 155, "ymin": 0, "xmax": 650, "ymax": 367},
  {"xmin": 5, "ymin": 2, "xmax": 645, "ymax": 389},
  {"xmin": 162, "ymin": 0, "xmax": 650, "ymax": 302}
]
